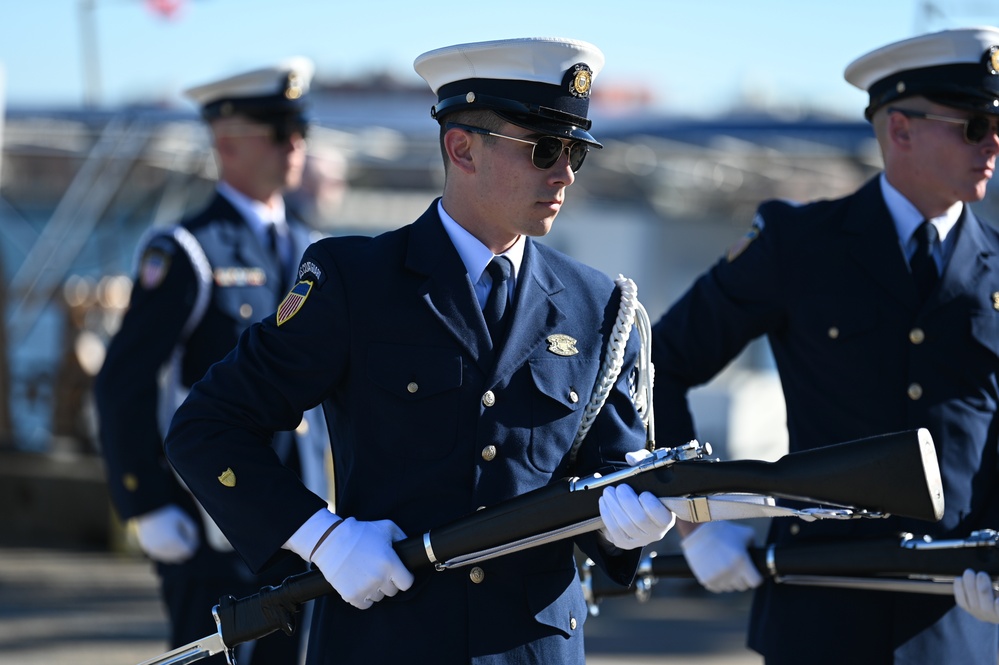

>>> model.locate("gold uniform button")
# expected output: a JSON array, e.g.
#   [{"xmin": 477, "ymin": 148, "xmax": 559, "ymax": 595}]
[
  {"xmin": 907, "ymin": 383, "xmax": 923, "ymax": 400},
  {"xmin": 909, "ymin": 328, "xmax": 925, "ymax": 344},
  {"xmin": 569, "ymin": 390, "xmax": 579, "ymax": 404},
  {"xmin": 569, "ymin": 617, "xmax": 578, "ymax": 630},
  {"xmin": 123, "ymin": 473, "xmax": 139, "ymax": 492},
  {"xmin": 482, "ymin": 391, "xmax": 496, "ymax": 407},
  {"xmin": 827, "ymin": 326, "xmax": 840, "ymax": 340},
  {"xmin": 789, "ymin": 523, "xmax": 800, "ymax": 536},
  {"xmin": 407, "ymin": 382, "xmax": 419, "ymax": 394},
  {"xmin": 469, "ymin": 567, "xmax": 485, "ymax": 583},
  {"xmin": 239, "ymin": 303, "xmax": 253, "ymax": 319},
  {"xmin": 481, "ymin": 445, "xmax": 497, "ymax": 462}
]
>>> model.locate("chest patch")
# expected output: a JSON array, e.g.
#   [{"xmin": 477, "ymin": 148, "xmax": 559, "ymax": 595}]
[{"xmin": 214, "ymin": 267, "xmax": 267, "ymax": 287}]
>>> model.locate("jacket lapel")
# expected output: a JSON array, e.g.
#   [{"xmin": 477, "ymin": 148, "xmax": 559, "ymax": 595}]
[
  {"xmin": 490, "ymin": 239, "xmax": 567, "ymax": 381},
  {"xmin": 844, "ymin": 178, "xmax": 921, "ymax": 310},
  {"xmin": 928, "ymin": 207, "xmax": 995, "ymax": 311},
  {"xmin": 406, "ymin": 204, "xmax": 493, "ymax": 369}
]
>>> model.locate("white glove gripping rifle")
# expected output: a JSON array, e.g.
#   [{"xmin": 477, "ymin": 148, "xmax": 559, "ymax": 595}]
[{"xmin": 137, "ymin": 279, "xmax": 946, "ymax": 665}]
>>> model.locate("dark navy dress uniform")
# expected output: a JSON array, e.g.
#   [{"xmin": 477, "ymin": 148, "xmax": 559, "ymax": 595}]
[
  {"xmin": 165, "ymin": 201, "xmax": 648, "ymax": 664},
  {"xmin": 94, "ymin": 191, "xmax": 328, "ymax": 660},
  {"xmin": 652, "ymin": 176, "xmax": 999, "ymax": 663}
]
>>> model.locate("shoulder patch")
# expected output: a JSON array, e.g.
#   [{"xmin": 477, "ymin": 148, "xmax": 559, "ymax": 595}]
[
  {"xmin": 276, "ymin": 280, "xmax": 313, "ymax": 326},
  {"xmin": 298, "ymin": 260, "xmax": 323, "ymax": 283},
  {"xmin": 138, "ymin": 247, "xmax": 172, "ymax": 290},
  {"xmin": 726, "ymin": 213, "xmax": 765, "ymax": 263}
]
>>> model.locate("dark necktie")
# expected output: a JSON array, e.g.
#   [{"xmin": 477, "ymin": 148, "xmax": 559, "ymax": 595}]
[
  {"xmin": 267, "ymin": 223, "xmax": 289, "ymax": 289},
  {"xmin": 483, "ymin": 256, "xmax": 513, "ymax": 350},
  {"xmin": 910, "ymin": 221, "xmax": 939, "ymax": 302}
]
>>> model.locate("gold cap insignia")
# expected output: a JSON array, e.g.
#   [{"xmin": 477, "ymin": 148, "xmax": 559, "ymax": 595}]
[
  {"xmin": 218, "ymin": 468, "xmax": 236, "ymax": 488},
  {"xmin": 285, "ymin": 73, "xmax": 304, "ymax": 100},
  {"xmin": 569, "ymin": 64, "xmax": 593, "ymax": 98},
  {"xmin": 986, "ymin": 46, "xmax": 999, "ymax": 75},
  {"xmin": 546, "ymin": 334, "xmax": 579, "ymax": 356}
]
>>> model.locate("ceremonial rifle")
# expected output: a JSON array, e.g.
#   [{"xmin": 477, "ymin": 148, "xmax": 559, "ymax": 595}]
[
  {"xmin": 580, "ymin": 529, "xmax": 999, "ymax": 616},
  {"xmin": 138, "ymin": 428, "xmax": 944, "ymax": 664}
]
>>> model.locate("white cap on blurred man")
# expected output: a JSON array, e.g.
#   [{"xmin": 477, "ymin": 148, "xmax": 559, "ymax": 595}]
[
  {"xmin": 845, "ymin": 26, "xmax": 999, "ymax": 120},
  {"xmin": 183, "ymin": 57, "xmax": 315, "ymax": 141}
]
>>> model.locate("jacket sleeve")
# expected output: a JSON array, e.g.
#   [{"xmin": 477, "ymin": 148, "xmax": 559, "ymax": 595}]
[
  {"xmin": 651, "ymin": 208, "xmax": 787, "ymax": 448},
  {"xmin": 165, "ymin": 241, "xmax": 340, "ymax": 571},
  {"xmin": 94, "ymin": 233, "xmax": 200, "ymax": 520}
]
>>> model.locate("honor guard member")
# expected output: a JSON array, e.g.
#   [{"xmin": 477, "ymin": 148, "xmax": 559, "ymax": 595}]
[
  {"xmin": 166, "ymin": 37, "xmax": 674, "ymax": 665},
  {"xmin": 652, "ymin": 27, "xmax": 999, "ymax": 664},
  {"xmin": 94, "ymin": 57, "xmax": 331, "ymax": 663}
]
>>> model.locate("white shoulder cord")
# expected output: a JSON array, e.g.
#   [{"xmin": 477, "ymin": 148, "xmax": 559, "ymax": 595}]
[{"xmin": 569, "ymin": 275, "xmax": 655, "ymax": 466}]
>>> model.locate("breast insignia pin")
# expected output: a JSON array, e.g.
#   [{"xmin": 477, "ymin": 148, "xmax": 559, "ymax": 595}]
[
  {"xmin": 546, "ymin": 334, "xmax": 579, "ymax": 356},
  {"xmin": 218, "ymin": 467, "xmax": 236, "ymax": 488}
]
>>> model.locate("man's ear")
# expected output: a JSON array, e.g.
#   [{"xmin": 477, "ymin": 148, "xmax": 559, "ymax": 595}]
[
  {"xmin": 444, "ymin": 127, "xmax": 477, "ymax": 174},
  {"xmin": 888, "ymin": 111, "xmax": 911, "ymax": 147}
]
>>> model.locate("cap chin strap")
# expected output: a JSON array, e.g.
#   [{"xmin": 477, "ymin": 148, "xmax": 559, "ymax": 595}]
[{"xmin": 431, "ymin": 92, "xmax": 592, "ymax": 130}]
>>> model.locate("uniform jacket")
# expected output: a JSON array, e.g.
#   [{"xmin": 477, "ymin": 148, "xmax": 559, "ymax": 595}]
[
  {"xmin": 166, "ymin": 201, "xmax": 647, "ymax": 664},
  {"xmin": 652, "ymin": 177, "xmax": 999, "ymax": 664},
  {"xmin": 95, "ymin": 191, "xmax": 328, "ymax": 524}
]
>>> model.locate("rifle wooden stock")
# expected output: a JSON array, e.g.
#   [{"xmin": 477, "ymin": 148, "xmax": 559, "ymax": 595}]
[{"xmin": 211, "ymin": 429, "xmax": 943, "ymax": 646}]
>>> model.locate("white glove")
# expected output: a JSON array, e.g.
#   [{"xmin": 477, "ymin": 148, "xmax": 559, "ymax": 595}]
[
  {"xmin": 954, "ymin": 569, "xmax": 999, "ymax": 623},
  {"xmin": 599, "ymin": 483, "xmax": 676, "ymax": 550},
  {"xmin": 133, "ymin": 504, "xmax": 200, "ymax": 564},
  {"xmin": 311, "ymin": 517, "xmax": 414, "ymax": 610},
  {"xmin": 680, "ymin": 520, "xmax": 762, "ymax": 592}
]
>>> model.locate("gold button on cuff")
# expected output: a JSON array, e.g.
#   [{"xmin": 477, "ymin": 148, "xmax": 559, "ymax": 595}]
[
  {"xmin": 827, "ymin": 326, "xmax": 840, "ymax": 340},
  {"xmin": 909, "ymin": 328, "xmax": 925, "ymax": 344},
  {"xmin": 239, "ymin": 303, "xmax": 253, "ymax": 319},
  {"xmin": 481, "ymin": 445, "xmax": 497, "ymax": 462},
  {"xmin": 569, "ymin": 617, "xmax": 578, "ymax": 630},
  {"xmin": 482, "ymin": 391, "xmax": 496, "ymax": 407},
  {"xmin": 907, "ymin": 383, "xmax": 923, "ymax": 400},
  {"xmin": 407, "ymin": 382, "xmax": 419, "ymax": 394},
  {"xmin": 469, "ymin": 566, "xmax": 485, "ymax": 583}
]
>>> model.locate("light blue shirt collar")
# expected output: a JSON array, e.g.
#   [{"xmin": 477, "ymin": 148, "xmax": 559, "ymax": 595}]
[
  {"xmin": 217, "ymin": 181, "xmax": 288, "ymax": 248},
  {"xmin": 880, "ymin": 173, "xmax": 960, "ymax": 266},
  {"xmin": 437, "ymin": 200, "xmax": 525, "ymax": 308}
]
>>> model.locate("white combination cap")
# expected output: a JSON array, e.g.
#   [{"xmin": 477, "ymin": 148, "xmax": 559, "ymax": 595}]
[
  {"xmin": 414, "ymin": 37, "xmax": 605, "ymax": 146},
  {"xmin": 183, "ymin": 57, "xmax": 315, "ymax": 121},
  {"xmin": 844, "ymin": 27, "xmax": 999, "ymax": 119}
]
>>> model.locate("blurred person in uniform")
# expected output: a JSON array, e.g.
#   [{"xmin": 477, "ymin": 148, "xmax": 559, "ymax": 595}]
[
  {"xmin": 165, "ymin": 37, "xmax": 674, "ymax": 664},
  {"xmin": 285, "ymin": 146, "xmax": 349, "ymax": 228},
  {"xmin": 94, "ymin": 57, "xmax": 330, "ymax": 663},
  {"xmin": 651, "ymin": 27, "xmax": 999, "ymax": 664}
]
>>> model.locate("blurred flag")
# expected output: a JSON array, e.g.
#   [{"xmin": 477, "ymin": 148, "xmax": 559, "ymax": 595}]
[{"xmin": 145, "ymin": 0, "xmax": 185, "ymax": 19}]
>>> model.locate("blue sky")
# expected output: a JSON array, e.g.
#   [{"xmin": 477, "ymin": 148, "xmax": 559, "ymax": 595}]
[{"xmin": 0, "ymin": 0, "xmax": 994, "ymax": 119}]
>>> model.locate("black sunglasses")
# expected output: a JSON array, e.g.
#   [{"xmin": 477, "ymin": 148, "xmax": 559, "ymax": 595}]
[
  {"xmin": 446, "ymin": 122, "xmax": 588, "ymax": 172},
  {"xmin": 888, "ymin": 107, "xmax": 999, "ymax": 145}
]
